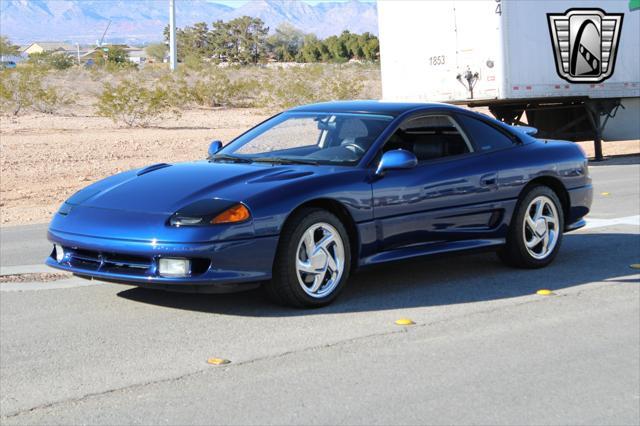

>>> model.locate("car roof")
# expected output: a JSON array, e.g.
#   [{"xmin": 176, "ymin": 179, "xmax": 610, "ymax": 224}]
[{"xmin": 288, "ymin": 100, "xmax": 465, "ymax": 117}]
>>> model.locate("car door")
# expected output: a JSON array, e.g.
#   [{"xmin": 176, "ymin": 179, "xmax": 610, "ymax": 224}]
[{"xmin": 371, "ymin": 112, "xmax": 512, "ymax": 251}]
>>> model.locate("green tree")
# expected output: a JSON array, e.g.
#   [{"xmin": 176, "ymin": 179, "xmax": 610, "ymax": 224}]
[
  {"xmin": 0, "ymin": 36, "xmax": 19, "ymax": 56},
  {"xmin": 339, "ymin": 30, "xmax": 360, "ymax": 59},
  {"xmin": 213, "ymin": 16, "xmax": 269, "ymax": 64},
  {"xmin": 267, "ymin": 23, "xmax": 304, "ymax": 62},
  {"xmin": 164, "ymin": 22, "xmax": 213, "ymax": 61},
  {"xmin": 145, "ymin": 43, "xmax": 168, "ymax": 62},
  {"xmin": 190, "ymin": 22, "xmax": 212, "ymax": 57},
  {"xmin": 298, "ymin": 34, "xmax": 321, "ymax": 62},
  {"xmin": 323, "ymin": 35, "xmax": 348, "ymax": 63},
  {"xmin": 359, "ymin": 32, "xmax": 379, "ymax": 61},
  {"xmin": 162, "ymin": 19, "xmax": 378, "ymax": 64},
  {"xmin": 105, "ymin": 45, "xmax": 129, "ymax": 64}
]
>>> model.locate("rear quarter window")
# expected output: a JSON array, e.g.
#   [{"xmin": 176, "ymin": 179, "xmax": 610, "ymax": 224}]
[{"xmin": 457, "ymin": 115, "xmax": 515, "ymax": 152}]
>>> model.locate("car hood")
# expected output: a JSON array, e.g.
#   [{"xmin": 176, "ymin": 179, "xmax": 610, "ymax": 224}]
[{"xmin": 69, "ymin": 161, "xmax": 318, "ymax": 214}]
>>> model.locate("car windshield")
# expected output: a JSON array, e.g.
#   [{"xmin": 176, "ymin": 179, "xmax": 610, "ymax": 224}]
[{"xmin": 216, "ymin": 112, "xmax": 394, "ymax": 165}]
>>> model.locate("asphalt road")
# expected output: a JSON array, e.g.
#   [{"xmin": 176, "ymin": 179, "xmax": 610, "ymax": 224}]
[{"xmin": 1, "ymin": 156, "xmax": 639, "ymax": 425}]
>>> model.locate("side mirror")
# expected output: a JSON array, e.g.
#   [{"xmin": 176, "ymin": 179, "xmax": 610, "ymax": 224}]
[
  {"xmin": 208, "ymin": 140, "xmax": 223, "ymax": 158},
  {"xmin": 510, "ymin": 125, "xmax": 538, "ymax": 136},
  {"xmin": 375, "ymin": 149, "xmax": 418, "ymax": 176}
]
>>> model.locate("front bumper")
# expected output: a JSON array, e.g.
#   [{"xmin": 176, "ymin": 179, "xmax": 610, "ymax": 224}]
[
  {"xmin": 46, "ymin": 228, "xmax": 279, "ymax": 291},
  {"xmin": 566, "ymin": 184, "xmax": 593, "ymax": 231}
]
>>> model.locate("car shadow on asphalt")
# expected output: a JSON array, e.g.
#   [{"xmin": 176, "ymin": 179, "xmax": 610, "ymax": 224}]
[{"xmin": 117, "ymin": 232, "xmax": 639, "ymax": 317}]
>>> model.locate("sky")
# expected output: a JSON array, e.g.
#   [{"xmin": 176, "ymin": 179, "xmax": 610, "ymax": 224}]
[{"xmin": 209, "ymin": 0, "xmax": 375, "ymax": 7}]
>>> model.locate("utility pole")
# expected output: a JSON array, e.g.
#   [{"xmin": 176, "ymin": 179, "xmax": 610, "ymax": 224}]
[
  {"xmin": 76, "ymin": 43, "xmax": 81, "ymax": 66},
  {"xmin": 169, "ymin": 0, "xmax": 177, "ymax": 71}
]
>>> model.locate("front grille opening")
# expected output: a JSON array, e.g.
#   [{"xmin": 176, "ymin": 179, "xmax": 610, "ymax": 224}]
[
  {"xmin": 71, "ymin": 248, "xmax": 101, "ymax": 265},
  {"xmin": 66, "ymin": 248, "xmax": 151, "ymax": 276},
  {"xmin": 104, "ymin": 253, "xmax": 150, "ymax": 269},
  {"xmin": 59, "ymin": 246, "xmax": 211, "ymax": 278},
  {"xmin": 191, "ymin": 258, "xmax": 211, "ymax": 275}
]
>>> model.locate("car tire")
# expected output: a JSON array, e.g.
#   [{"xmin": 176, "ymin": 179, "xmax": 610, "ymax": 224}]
[
  {"xmin": 498, "ymin": 185, "xmax": 564, "ymax": 269},
  {"xmin": 265, "ymin": 208, "xmax": 351, "ymax": 308}
]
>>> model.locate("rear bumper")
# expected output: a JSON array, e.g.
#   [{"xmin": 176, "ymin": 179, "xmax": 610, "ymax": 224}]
[{"xmin": 46, "ymin": 229, "xmax": 279, "ymax": 290}]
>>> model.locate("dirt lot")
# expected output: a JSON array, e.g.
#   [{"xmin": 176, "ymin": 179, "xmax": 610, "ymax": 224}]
[
  {"xmin": 0, "ymin": 109, "xmax": 271, "ymax": 226},
  {"xmin": 1, "ymin": 108, "xmax": 638, "ymax": 227}
]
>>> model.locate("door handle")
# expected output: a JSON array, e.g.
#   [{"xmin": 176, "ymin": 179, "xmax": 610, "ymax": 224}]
[{"xmin": 480, "ymin": 173, "xmax": 498, "ymax": 187}]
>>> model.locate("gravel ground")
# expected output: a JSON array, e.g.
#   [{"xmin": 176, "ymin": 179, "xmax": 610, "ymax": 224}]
[
  {"xmin": 0, "ymin": 108, "xmax": 638, "ymax": 227},
  {"xmin": 0, "ymin": 272, "xmax": 71, "ymax": 283}
]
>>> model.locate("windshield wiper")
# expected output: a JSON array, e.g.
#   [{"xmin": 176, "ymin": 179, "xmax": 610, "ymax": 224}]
[
  {"xmin": 210, "ymin": 154, "xmax": 253, "ymax": 163},
  {"xmin": 252, "ymin": 157, "xmax": 320, "ymax": 165}
]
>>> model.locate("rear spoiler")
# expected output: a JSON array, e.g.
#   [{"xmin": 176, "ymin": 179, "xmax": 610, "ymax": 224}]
[{"xmin": 510, "ymin": 125, "xmax": 538, "ymax": 136}]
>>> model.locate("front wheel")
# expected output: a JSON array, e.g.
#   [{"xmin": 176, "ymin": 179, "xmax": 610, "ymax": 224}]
[
  {"xmin": 498, "ymin": 186, "xmax": 564, "ymax": 268},
  {"xmin": 265, "ymin": 208, "xmax": 351, "ymax": 308}
]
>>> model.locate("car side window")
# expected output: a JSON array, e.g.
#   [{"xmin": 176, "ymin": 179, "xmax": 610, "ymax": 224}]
[
  {"xmin": 383, "ymin": 114, "xmax": 473, "ymax": 162},
  {"xmin": 456, "ymin": 114, "xmax": 515, "ymax": 152}
]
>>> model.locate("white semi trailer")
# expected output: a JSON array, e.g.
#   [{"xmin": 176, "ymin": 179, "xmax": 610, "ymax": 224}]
[{"xmin": 378, "ymin": 0, "xmax": 640, "ymax": 159}]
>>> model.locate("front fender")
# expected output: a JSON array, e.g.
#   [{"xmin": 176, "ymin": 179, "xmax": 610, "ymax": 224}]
[{"xmin": 246, "ymin": 168, "xmax": 373, "ymax": 237}]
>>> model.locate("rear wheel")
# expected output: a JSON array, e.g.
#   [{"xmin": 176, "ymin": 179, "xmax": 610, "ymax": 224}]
[
  {"xmin": 498, "ymin": 186, "xmax": 564, "ymax": 268},
  {"xmin": 265, "ymin": 208, "xmax": 351, "ymax": 308}
]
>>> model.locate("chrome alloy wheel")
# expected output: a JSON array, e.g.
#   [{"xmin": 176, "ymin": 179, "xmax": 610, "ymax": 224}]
[
  {"xmin": 295, "ymin": 222, "xmax": 345, "ymax": 298},
  {"xmin": 522, "ymin": 195, "xmax": 560, "ymax": 260}
]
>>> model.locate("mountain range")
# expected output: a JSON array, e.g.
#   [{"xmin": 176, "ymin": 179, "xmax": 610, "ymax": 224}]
[{"xmin": 0, "ymin": 0, "xmax": 378, "ymax": 45}]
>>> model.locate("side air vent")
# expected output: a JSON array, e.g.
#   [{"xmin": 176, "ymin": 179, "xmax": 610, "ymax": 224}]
[{"xmin": 137, "ymin": 163, "xmax": 172, "ymax": 176}]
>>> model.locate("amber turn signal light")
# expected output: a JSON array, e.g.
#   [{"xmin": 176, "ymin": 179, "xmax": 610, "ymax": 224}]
[{"xmin": 211, "ymin": 204, "xmax": 251, "ymax": 224}]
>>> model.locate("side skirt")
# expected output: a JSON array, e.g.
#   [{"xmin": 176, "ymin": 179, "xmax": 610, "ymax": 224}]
[
  {"xmin": 564, "ymin": 219, "xmax": 586, "ymax": 233},
  {"xmin": 359, "ymin": 238, "xmax": 505, "ymax": 267}
]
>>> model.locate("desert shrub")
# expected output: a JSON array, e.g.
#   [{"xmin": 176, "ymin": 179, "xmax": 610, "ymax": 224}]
[
  {"xmin": 321, "ymin": 71, "xmax": 364, "ymax": 101},
  {"xmin": 96, "ymin": 79, "xmax": 181, "ymax": 127},
  {"xmin": 145, "ymin": 43, "xmax": 168, "ymax": 62},
  {"xmin": 103, "ymin": 60, "xmax": 138, "ymax": 73},
  {"xmin": 265, "ymin": 65, "xmax": 326, "ymax": 108},
  {"xmin": 266, "ymin": 76, "xmax": 317, "ymax": 109},
  {"xmin": 156, "ymin": 72, "xmax": 192, "ymax": 109},
  {"xmin": 0, "ymin": 67, "xmax": 73, "ymax": 115},
  {"xmin": 190, "ymin": 68, "xmax": 263, "ymax": 108},
  {"xmin": 191, "ymin": 72, "xmax": 232, "ymax": 107},
  {"xmin": 86, "ymin": 47, "xmax": 137, "ymax": 73},
  {"xmin": 31, "ymin": 86, "xmax": 74, "ymax": 114},
  {"xmin": 27, "ymin": 51, "xmax": 76, "ymax": 70},
  {"xmin": 228, "ymin": 78, "xmax": 263, "ymax": 107},
  {"xmin": 183, "ymin": 54, "xmax": 206, "ymax": 72}
]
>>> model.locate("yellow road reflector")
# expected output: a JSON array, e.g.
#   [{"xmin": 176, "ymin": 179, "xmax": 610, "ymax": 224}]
[
  {"xmin": 600, "ymin": 192, "xmax": 610, "ymax": 196},
  {"xmin": 207, "ymin": 357, "xmax": 231, "ymax": 365},
  {"xmin": 630, "ymin": 264, "xmax": 640, "ymax": 270},
  {"xmin": 536, "ymin": 289, "xmax": 554, "ymax": 296},
  {"xmin": 395, "ymin": 318, "xmax": 415, "ymax": 326}
]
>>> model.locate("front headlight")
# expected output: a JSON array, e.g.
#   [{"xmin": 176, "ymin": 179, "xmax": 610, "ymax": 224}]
[
  {"xmin": 169, "ymin": 216, "xmax": 204, "ymax": 226},
  {"xmin": 169, "ymin": 199, "xmax": 251, "ymax": 227}
]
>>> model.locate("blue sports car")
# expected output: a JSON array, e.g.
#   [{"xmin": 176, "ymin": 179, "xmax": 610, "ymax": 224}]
[{"xmin": 46, "ymin": 101, "xmax": 592, "ymax": 307}]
